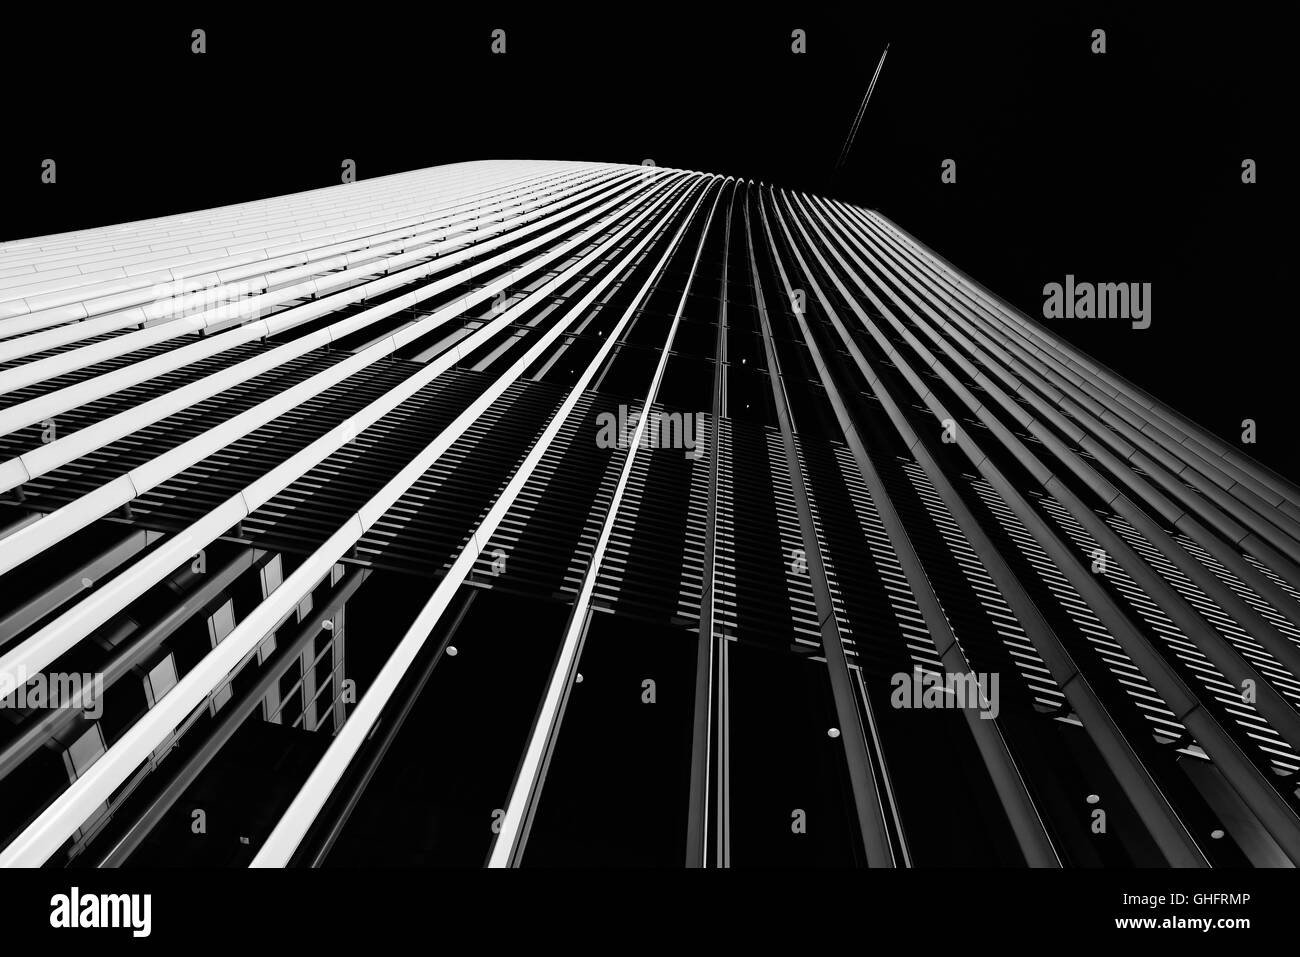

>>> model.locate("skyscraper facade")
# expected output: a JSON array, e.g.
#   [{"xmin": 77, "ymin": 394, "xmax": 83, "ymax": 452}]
[{"xmin": 1, "ymin": 160, "xmax": 1298, "ymax": 868}]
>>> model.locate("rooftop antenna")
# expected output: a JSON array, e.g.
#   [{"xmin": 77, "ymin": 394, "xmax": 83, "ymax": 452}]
[{"xmin": 834, "ymin": 43, "xmax": 891, "ymax": 178}]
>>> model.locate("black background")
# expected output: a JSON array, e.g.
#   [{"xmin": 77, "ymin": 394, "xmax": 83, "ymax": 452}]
[
  {"xmin": 0, "ymin": 865, "xmax": 1281, "ymax": 942},
  {"xmin": 1, "ymin": 6, "xmax": 1291, "ymax": 475}
]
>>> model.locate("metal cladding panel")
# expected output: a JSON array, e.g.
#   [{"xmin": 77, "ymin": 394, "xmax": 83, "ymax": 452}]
[{"xmin": 0, "ymin": 161, "xmax": 1297, "ymax": 870}]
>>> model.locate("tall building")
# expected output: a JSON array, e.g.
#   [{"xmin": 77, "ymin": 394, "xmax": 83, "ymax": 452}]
[{"xmin": 1, "ymin": 160, "xmax": 1298, "ymax": 868}]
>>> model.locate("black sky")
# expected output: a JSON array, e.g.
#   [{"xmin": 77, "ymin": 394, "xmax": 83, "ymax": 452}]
[{"xmin": 2, "ymin": 7, "xmax": 1291, "ymax": 474}]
